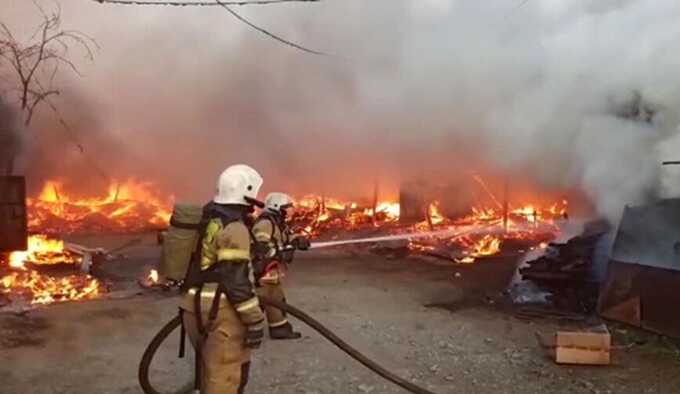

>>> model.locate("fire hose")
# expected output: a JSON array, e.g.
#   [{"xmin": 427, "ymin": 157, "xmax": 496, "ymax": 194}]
[{"xmin": 139, "ymin": 295, "xmax": 440, "ymax": 394}]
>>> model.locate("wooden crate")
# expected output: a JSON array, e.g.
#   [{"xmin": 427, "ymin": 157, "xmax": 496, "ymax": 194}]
[
  {"xmin": 536, "ymin": 325, "xmax": 611, "ymax": 365},
  {"xmin": 555, "ymin": 330, "xmax": 610, "ymax": 365}
]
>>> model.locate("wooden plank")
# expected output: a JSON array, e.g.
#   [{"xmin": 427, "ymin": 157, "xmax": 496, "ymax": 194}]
[
  {"xmin": 557, "ymin": 331, "xmax": 610, "ymax": 349},
  {"xmin": 555, "ymin": 331, "xmax": 611, "ymax": 365},
  {"xmin": 556, "ymin": 347, "xmax": 610, "ymax": 365}
]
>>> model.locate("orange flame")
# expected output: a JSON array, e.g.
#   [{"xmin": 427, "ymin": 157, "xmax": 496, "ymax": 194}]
[
  {"xmin": 428, "ymin": 201, "xmax": 445, "ymax": 225},
  {"xmin": 470, "ymin": 235, "xmax": 502, "ymax": 256},
  {"xmin": 293, "ymin": 195, "xmax": 401, "ymax": 236},
  {"xmin": 148, "ymin": 269, "xmax": 159, "ymax": 284},
  {"xmin": 1, "ymin": 270, "xmax": 102, "ymax": 305},
  {"xmin": 468, "ymin": 207, "xmax": 498, "ymax": 222},
  {"xmin": 28, "ymin": 179, "xmax": 173, "ymax": 234},
  {"xmin": 2, "ymin": 235, "xmax": 104, "ymax": 305},
  {"xmin": 512, "ymin": 205, "xmax": 538, "ymax": 223},
  {"xmin": 364, "ymin": 202, "xmax": 400, "ymax": 221},
  {"xmin": 9, "ymin": 235, "xmax": 79, "ymax": 270}
]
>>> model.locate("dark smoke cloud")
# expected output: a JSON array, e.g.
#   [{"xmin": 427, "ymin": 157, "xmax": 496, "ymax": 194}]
[
  {"xmin": 17, "ymin": 87, "xmax": 129, "ymax": 196},
  {"xmin": 1, "ymin": 0, "xmax": 680, "ymax": 222}
]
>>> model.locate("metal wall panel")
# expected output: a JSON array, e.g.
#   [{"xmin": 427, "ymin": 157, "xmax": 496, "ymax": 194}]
[{"xmin": 0, "ymin": 176, "xmax": 27, "ymax": 252}]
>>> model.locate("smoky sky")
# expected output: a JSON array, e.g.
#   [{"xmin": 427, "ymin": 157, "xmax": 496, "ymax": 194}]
[{"xmin": 2, "ymin": 0, "xmax": 680, "ymax": 222}]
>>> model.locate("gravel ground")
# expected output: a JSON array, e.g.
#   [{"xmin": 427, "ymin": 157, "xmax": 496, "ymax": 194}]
[{"xmin": 1, "ymin": 234, "xmax": 679, "ymax": 394}]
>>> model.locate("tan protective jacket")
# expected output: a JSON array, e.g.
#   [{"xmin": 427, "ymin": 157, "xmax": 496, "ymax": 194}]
[{"xmin": 180, "ymin": 219, "xmax": 263, "ymax": 327}]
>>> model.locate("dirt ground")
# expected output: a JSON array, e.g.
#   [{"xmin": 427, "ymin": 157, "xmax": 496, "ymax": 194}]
[{"xmin": 1, "ymin": 233, "xmax": 679, "ymax": 394}]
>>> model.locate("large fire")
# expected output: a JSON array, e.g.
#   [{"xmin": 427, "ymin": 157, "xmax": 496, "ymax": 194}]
[
  {"xmin": 293, "ymin": 195, "xmax": 401, "ymax": 236},
  {"xmin": 28, "ymin": 179, "xmax": 172, "ymax": 234},
  {"xmin": 291, "ymin": 190, "xmax": 567, "ymax": 263},
  {"xmin": 1, "ymin": 235, "xmax": 104, "ymax": 306},
  {"xmin": 0, "ymin": 175, "xmax": 568, "ymax": 308},
  {"xmin": 1, "ymin": 179, "xmax": 170, "ymax": 308}
]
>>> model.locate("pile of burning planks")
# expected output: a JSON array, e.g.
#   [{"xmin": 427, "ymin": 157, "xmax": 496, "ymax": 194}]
[
  {"xmin": 519, "ymin": 222, "xmax": 609, "ymax": 313},
  {"xmin": 0, "ymin": 238, "xmax": 142, "ymax": 312}
]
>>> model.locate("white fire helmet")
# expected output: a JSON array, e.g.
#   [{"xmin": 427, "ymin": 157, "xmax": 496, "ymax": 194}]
[
  {"xmin": 264, "ymin": 192, "xmax": 294, "ymax": 213},
  {"xmin": 213, "ymin": 164, "xmax": 264, "ymax": 206}
]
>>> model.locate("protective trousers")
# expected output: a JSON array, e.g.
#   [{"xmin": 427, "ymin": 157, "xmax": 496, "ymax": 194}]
[
  {"xmin": 257, "ymin": 274, "xmax": 287, "ymax": 329},
  {"xmin": 181, "ymin": 291, "xmax": 252, "ymax": 394}
]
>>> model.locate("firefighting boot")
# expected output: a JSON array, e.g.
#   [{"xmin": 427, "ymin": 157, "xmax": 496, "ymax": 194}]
[{"xmin": 269, "ymin": 322, "xmax": 302, "ymax": 340}]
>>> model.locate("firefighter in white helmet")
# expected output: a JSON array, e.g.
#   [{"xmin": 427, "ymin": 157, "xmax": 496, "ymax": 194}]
[
  {"xmin": 180, "ymin": 164, "xmax": 266, "ymax": 394},
  {"xmin": 252, "ymin": 192, "xmax": 310, "ymax": 339}
]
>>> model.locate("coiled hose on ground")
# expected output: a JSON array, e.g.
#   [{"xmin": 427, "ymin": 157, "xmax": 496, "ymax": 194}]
[{"xmin": 139, "ymin": 296, "xmax": 440, "ymax": 394}]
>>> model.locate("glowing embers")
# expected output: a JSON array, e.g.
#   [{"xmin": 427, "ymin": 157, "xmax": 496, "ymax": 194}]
[
  {"xmin": 1, "ymin": 270, "xmax": 102, "ymax": 305},
  {"xmin": 407, "ymin": 233, "xmax": 504, "ymax": 264},
  {"xmin": 27, "ymin": 179, "xmax": 173, "ymax": 234}
]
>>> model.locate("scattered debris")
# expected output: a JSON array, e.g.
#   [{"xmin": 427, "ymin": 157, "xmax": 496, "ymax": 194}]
[
  {"xmin": 515, "ymin": 306, "xmax": 587, "ymax": 322},
  {"xmin": 518, "ymin": 223, "xmax": 609, "ymax": 314},
  {"xmin": 0, "ymin": 237, "xmax": 141, "ymax": 309}
]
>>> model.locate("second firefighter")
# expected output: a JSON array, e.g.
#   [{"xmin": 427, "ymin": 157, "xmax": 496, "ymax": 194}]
[{"xmin": 252, "ymin": 192, "xmax": 310, "ymax": 340}]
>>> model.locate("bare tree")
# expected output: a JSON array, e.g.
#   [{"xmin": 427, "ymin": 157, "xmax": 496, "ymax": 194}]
[{"xmin": 0, "ymin": 1, "xmax": 96, "ymax": 175}]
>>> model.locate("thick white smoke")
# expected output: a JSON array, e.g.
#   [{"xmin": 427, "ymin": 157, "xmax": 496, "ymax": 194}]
[
  {"xmin": 1, "ymin": 0, "xmax": 679, "ymax": 222},
  {"xmin": 400, "ymin": 0, "xmax": 680, "ymax": 221}
]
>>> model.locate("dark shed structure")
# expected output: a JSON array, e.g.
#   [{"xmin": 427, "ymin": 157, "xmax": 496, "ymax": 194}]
[{"xmin": 598, "ymin": 198, "xmax": 680, "ymax": 338}]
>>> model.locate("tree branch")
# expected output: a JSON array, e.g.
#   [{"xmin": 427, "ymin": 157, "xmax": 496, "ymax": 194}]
[
  {"xmin": 25, "ymin": 11, "xmax": 54, "ymax": 97},
  {"xmin": 92, "ymin": 0, "xmax": 320, "ymax": 6},
  {"xmin": 215, "ymin": 0, "xmax": 327, "ymax": 55},
  {"xmin": 24, "ymin": 86, "xmax": 59, "ymax": 125},
  {"xmin": 0, "ymin": 1, "xmax": 97, "ymax": 125}
]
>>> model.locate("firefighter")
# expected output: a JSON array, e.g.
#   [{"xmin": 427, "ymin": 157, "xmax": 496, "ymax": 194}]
[
  {"xmin": 179, "ymin": 164, "xmax": 265, "ymax": 394},
  {"xmin": 252, "ymin": 192, "xmax": 310, "ymax": 340}
]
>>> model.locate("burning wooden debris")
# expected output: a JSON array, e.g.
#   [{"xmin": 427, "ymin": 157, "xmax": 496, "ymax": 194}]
[
  {"xmin": 1, "ymin": 271, "xmax": 102, "ymax": 306},
  {"xmin": 517, "ymin": 222, "xmax": 610, "ymax": 314},
  {"xmin": 291, "ymin": 192, "xmax": 568, "ymax": 264},
  {"xmin": 9, "ymin": 175, "xmax": 572, "ymax": 303},
  {"xmin": 27, "ymin": 179, "xmax": 172, "ymax": 234},
  {"xmin": 290, "ymin": 195, "xmax": 401, "ymax": 237},
  {"xmin": 0, "ymin": 179, "xmax": 171, "ymax": 305},
  {"xmin": 0, "ymin": 235, "xmax": 107, "ymax": 308}
]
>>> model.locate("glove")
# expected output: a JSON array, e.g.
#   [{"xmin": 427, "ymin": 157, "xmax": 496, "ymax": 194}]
[
  {"xmin": 252, "ymin": 260, "xmax": 266, "ymax": 286},
  {"xmin": 244, "ymin": 324, "xmax": 264, "ymax": 349},
  {"xmin": 294, "ymin": 236, "xmax": 311, "ymax": 251}
]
